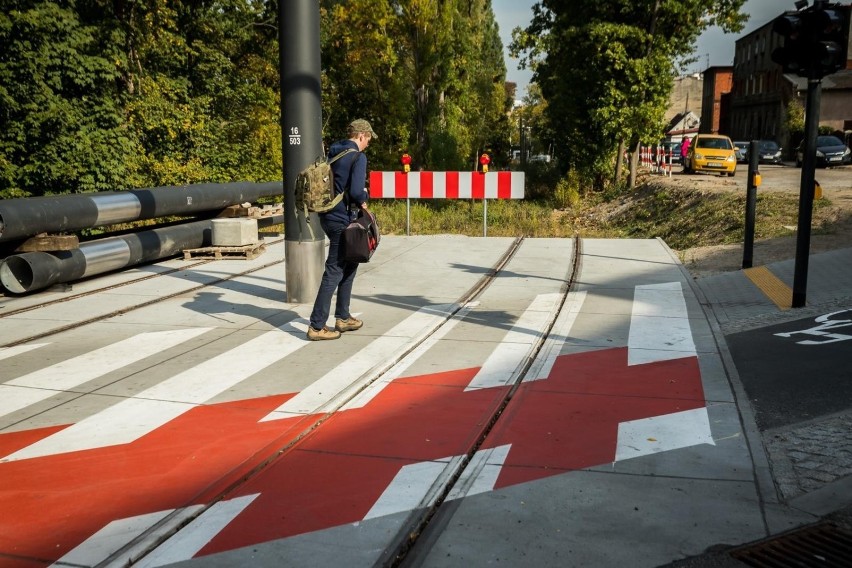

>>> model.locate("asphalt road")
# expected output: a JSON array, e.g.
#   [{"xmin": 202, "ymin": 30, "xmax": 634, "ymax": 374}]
[{"xmin": 726, "ymin": 307, "xmax": 852, "ymax": 430}]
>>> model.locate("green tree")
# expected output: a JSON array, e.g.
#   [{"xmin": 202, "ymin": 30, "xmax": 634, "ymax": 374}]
[
  {"xmin": 119, "ymin": 0, "xmax": 280, "ymax": 186},
  {"xmin": 1, "ymin": 0, "xmax": 281, "ymax": 197},
  {"xmin": 321, "ymin": 0, "xmax": 407, "ymax": 171},
  {"xmin": 441, "ymin": 0, "xmax": 510, "ymax": 170},
  {"xmin": 2, "ymin": 0, "xmax": 510, "ymax": 198},
  {"xmin": 511, "ymin": 0, "xmax": 747, "ymax": 189},
  {"xmin": 321, "ymin": 0, "xmax": 509, "ymax": 172},
  {"xmin": 0, "ymin": 0, "xmax": 137, "ymax": 197}
]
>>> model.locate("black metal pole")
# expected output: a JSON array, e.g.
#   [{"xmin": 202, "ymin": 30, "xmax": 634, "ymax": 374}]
[
  {"xmin": 280, "ymin": 0, "xmax": 325, "ymax": 303},
  {"xmin": 792, "ymin": 78, "xmax": 821, "ymax": 308},
  {"xmin": 742, "ymin": 140, "xmax": 759, "ymax": 269}
]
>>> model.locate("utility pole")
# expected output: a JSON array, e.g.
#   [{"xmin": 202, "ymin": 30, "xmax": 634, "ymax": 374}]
[{"xmin": 280, "ymin": 0, "xmax": 324, "ymax": 303}]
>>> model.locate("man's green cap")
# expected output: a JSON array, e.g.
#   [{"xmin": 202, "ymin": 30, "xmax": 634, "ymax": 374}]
[{"xmin": 349, "ymin": 119, "xmax": 378, "ymax": 141}]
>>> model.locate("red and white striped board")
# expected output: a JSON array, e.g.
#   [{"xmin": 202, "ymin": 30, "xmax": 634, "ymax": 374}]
[{"xmin": 369, "ymin": 171, "xmax": 525, "ymax": 199}]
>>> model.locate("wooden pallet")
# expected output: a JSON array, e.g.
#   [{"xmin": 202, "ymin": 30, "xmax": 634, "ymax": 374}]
[
  {"xmin": 182, "ymin": 242, "xmax": 266, "ymax": 260},
  {"xmin": 218, "ymin": 204, "xmax": 283, "ymax": 218}
]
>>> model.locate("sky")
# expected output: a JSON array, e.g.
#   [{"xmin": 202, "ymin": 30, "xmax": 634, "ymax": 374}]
[{"xmin": 492, "ymin": 0, "xmax": 790, "ymax": 98}]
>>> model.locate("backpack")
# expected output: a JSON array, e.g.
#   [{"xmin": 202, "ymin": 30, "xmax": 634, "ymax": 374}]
[{"xmin": 294, "ymin": 149, "xmax": 357, "ymax": 216}]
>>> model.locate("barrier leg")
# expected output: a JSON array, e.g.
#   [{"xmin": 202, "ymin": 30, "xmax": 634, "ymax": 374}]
[
  {"xmin": 406, "ymin": 198, "xmax": 411, "ymax": 236},
  {"xmin": 483, "ymin": 198, "xmax": 488, "ymax": 237}
]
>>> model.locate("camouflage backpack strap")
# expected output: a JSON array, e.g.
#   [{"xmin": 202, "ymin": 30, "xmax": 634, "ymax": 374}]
[
  {"xmin": 322, "ymin": 148, "xmax": 357, "ymax": 212},
  {"xmin": 300, "ymin": 148, "xmax": 358, "ymax": 242}
]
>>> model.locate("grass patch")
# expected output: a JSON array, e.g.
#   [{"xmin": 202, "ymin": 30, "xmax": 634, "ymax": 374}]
[
  {"xmin": 370, "ymin": 199, "xmax": 575, "ymax": 237},
  {"xmin": 369, "ymin": 182, "xmax": 836, "ymax": 250},
  {"xmin": 591, "ymin": 182, "xmax": 834, "ymax": 249}
]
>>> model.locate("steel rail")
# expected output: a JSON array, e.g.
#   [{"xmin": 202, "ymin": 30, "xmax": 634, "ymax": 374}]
[
  {"xmin": 0, "ymin": 259, "xmax": 216, "ymax": 319},
  {"xmin": 387, "ymin": 235, "xmax": 583, "ymax": 567},
  {"xmin": 0, "ymin": 240, "xmax": 285, "ymax": 349}
]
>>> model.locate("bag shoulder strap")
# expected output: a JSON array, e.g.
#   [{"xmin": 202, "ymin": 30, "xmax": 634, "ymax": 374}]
[
  {"xmin": 327, "ymin": 148, "xmax": 356, "ymax": 165},
  {"xmin": 330, "ymin": 148, "xmax": 362, "ymax": 209}
]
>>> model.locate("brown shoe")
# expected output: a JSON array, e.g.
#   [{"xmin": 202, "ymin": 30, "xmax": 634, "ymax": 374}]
[
  {"xmin": 335, "ymin": 317, "xmax": 363, "ymax": 332},
  {"xmin": 307, "ymin": 326, "xmax": 341, "ymax": 341}
]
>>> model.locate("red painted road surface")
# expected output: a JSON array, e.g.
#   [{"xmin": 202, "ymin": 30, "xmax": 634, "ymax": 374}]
[{"xmin": 0, "ymin": 345, "xmax": 703, "ymax": 566}]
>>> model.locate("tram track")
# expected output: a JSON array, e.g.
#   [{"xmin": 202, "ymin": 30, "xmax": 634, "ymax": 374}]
[
  {"xmin": 114, "ymin": 235, "xmax": 581, "ymax": 567},
  {"xmin": 0, "ymin": 238, "xmax": 286, "ymax": 348},
  {"xmin": 387, "ymin": 235, "xmax": 583, "ymax": 567}
]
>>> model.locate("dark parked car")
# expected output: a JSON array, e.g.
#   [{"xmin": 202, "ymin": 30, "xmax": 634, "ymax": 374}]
[
  {"xmin": 796, "ymin": 135, "xmax": 852, "ymax": 167},
  {"xmin": 733, "ymin": 141, "xmax": 749, "ymax": 163},
  {"xmin": 659, "ymin": 141, "xmax": 682, "ymax": 164},
  {"xmin": 757, "ymin": 140, "xmax": 783, "ymax": 165}
]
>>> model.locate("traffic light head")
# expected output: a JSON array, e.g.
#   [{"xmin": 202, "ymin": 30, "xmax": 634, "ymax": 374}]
[{"xmin": 771, "ymin": 3, "xmax": 850, "ymax": 78}]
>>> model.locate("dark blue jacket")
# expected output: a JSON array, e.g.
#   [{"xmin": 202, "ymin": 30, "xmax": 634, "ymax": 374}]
[{"xmin": 322, "ymin": 140, "xmax": 368, "ymax": 226}]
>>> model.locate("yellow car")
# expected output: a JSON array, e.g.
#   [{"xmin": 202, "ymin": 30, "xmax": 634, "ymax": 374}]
[{"xmin": 684, "ymin": 134, "xmax": 737, "ymax": 176}]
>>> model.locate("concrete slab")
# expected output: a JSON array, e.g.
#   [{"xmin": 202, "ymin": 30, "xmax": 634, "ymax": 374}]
[{"xmin": 415, "ymin": 471, "xmax": 766, "ymax": 568}]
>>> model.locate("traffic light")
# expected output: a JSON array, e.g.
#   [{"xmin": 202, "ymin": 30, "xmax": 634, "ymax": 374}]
[
  {"xmin": 811, "ymin": 5, "xmax": 850, "ymax": 76},
  {"xmin": 772, "ymin": 12, "xmax": 807, "ymax": 74},
  {"xmin": 771, "ymin": 2, "xmax": 850, "ymax": 79}
]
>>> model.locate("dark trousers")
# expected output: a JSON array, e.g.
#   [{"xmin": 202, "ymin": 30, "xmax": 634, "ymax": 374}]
[{"xmin": 309, "ymin": 217, "xmax": 358, "ymax": 330}]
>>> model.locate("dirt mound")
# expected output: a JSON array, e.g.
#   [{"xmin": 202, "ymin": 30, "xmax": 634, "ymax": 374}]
[{"xmin": 582, "ymin": 166, "xmax": 852, "ymax": 279}]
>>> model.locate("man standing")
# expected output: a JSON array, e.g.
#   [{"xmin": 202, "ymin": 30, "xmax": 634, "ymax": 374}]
[{"xmin": 307, "ymin": 119, "xmax": 377, "ymax": 341}]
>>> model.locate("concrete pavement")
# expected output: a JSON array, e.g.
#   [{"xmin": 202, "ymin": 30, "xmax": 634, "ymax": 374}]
[{"xmin": 1, "ymin": 235, "xmax": 850, "ymax": 567}]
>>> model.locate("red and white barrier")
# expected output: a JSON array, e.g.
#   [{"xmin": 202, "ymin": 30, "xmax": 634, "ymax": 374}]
[
  {"xmin": 369, "ymin": 171, "xmax": 525, "ymax": 199},
  {"xmin": 638, "ymin": 146, "xmax": 674, "ymax": 177}
]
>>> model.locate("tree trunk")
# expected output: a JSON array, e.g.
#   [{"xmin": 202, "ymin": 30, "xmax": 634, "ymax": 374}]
[
  {"xmin": 614, "ymin": 140, "xmax": 625, "ymax": 184},
  {"xmin": 628, "ymin": 135, "xmax": 640, "ymax": 189}
]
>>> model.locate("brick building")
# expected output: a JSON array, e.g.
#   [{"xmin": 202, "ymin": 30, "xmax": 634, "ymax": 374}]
[
  {"xmin": 726, "ymin": 7, "xmax": 852, "ymax": 155},
  {"xmin": 699, "ymin": 67, "xmax": 733, "ymax": 135}
]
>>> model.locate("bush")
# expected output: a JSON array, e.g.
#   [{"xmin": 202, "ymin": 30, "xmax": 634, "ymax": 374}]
[{"xmin": 551, "ymin": 170, "xmax": 582, "ymax": 210}]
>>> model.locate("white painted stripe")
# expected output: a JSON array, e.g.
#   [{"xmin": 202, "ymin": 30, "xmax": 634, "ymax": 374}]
[
  {"xmin": 0, "ymin": 329, "xmax": 211, "ymax": 419},
  {"xmin": 433, "ymin": 172, "xmax": 446, "ymax": 198},
  {"xmin": 53, "ymin": 506, "xmax": 203, "ymax": 568},
  {"xmin": 0, "ymin": 343, "xmax": 48, "ymax": 362},
  {"xmin": 0, "ymin": 385, "xmax": 71, "ymax": 418},
  {"xmin": 377, "ymin": 172, "xmax": 394, "ymax": 198},
  {"xmin": 3, "ymin": 323, "xmax": 310, "ymax": 461},
  {"xmin": 364, "ymin": 456, "xmax": 463, "ymax": 520},
  {"xmin": 614, "ymin": 407, "xmax": 715, "ymax": 462},
  {"xmin": 6, "ymin": 329, "xmax": 210, "ymax": 390},
  {"xmin": 485, "ymin": 171, "xmax": 498, "ymax": 198},
  {"xmin": 458, "ymin": 172, "xmax": 472, "ymax": 199},
  {"xmin": 525, "ymin": 291, "xmax": 586, "ymax": 383},
  {"xmin": 134, "ymin": 495, "xmax": 259, "ymax": 567},
  {"xmin": 628, "ymin": 282, "xmax": 696, "ymax": 366},
  {"xmin": 407, "ymin": 170, "xmax": 420, "ymax": 198},
  {"xmin": 447, "ymin": 444, "xmax": 511, "ymax": 500},
  {"xmin": 261, "ymin": 304, "xmax": 459, "ymax": 421},
  {"xmin": 340, "ymin": 303, "xmax": 478, "ymax": 411},
  {"xmin": 511, "ymin": 172, "xmax": 525, "ymax": 198},
  {"xmin": 465, "ymin": 293, "xmax": 561, "ymax": 391}
]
